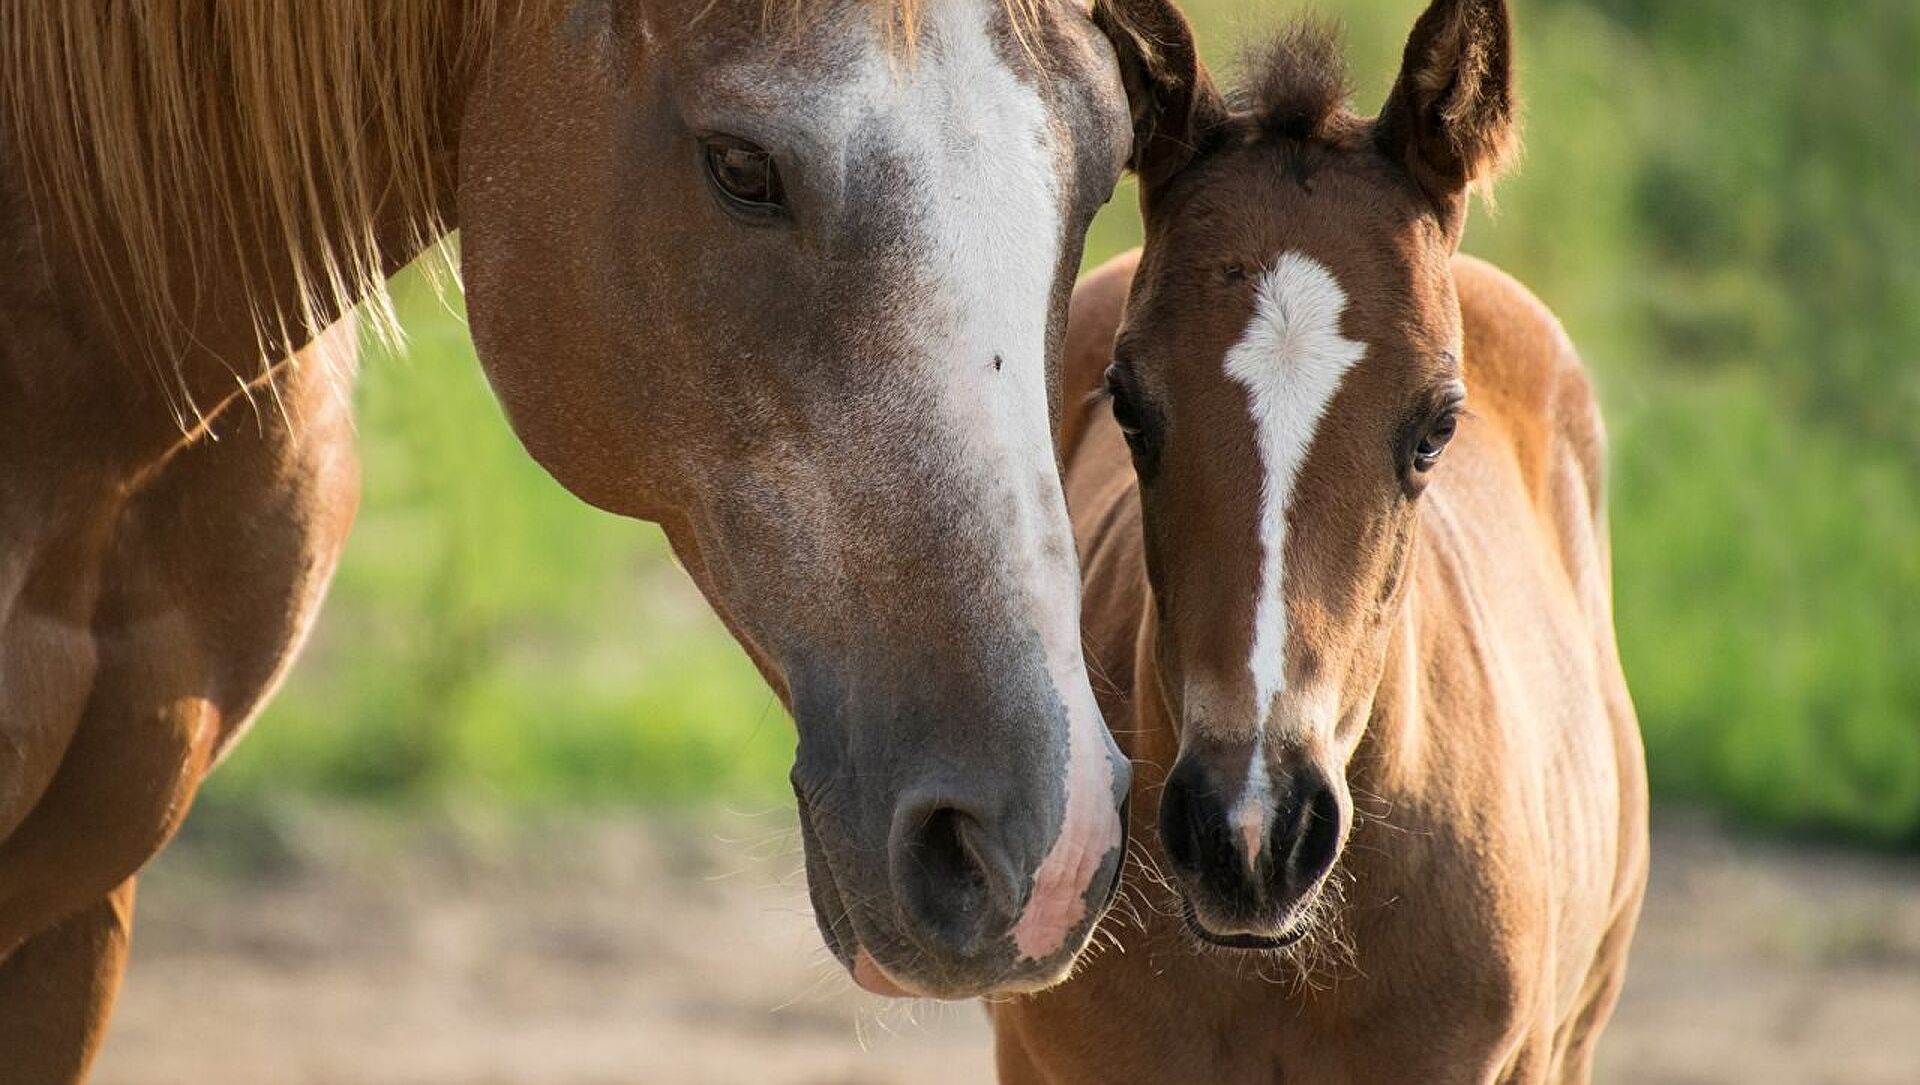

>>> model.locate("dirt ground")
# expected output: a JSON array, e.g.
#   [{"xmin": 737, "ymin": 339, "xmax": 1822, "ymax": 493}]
[{"xmin": 90, "ymin": 808, "xmax": 1920, "ymax": 1085}]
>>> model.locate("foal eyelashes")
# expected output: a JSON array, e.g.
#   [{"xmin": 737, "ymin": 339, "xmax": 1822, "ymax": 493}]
[{"xmin": 1102, "ymin": 362, "xmax": 1164, "ymax": 469}]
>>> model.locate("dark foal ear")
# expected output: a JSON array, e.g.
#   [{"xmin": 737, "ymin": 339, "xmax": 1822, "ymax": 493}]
[
  {"xmin": 1375, "ymin": 0, "xmax": 1517, "ymax": 232},
  {"xmin": 1093, "ymin": 0, "xmax": 1226, "ymax": 195}
]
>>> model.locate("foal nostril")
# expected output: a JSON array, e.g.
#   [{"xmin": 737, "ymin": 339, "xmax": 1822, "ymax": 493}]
[
  {"xmin": 1160, "ymin": 754, "xmax": 1279, "ymax": 911},
  {"xmin": 1276, "ymin": 774, "xmax": 1342, "ymax": 894},
  {"xmin": 1157, "ymin": 750, "xmax": 1345, "ymax": 935},
  {"xmin": 895, "ymin": 805, "xmax": 1019, "ymax": 954},
  {"xmin": 1158, "ymin": 756, "xmax": 1226, "ymax": 883}
]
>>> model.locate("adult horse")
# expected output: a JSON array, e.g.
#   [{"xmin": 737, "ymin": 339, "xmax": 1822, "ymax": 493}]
[
  {"xmin": 993, "ymin": 0, "xmax": 1648, "ymax": 1079},
  {"xmin": 0, "ymin": 1, "xmax": 1136, "ymax": 1077}
]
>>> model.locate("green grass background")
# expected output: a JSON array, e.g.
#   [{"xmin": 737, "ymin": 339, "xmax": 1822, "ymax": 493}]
[{"xmin": 201, "ymin": 0, "xmax": 1920, "ymax": 846}]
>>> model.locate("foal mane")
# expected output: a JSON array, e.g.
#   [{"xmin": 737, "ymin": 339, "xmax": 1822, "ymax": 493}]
[
  {"xmin": 0, "ymin": 0, "xmax": 1041, "ymax": 425},
  {"xmin": 1230, "ymin": 20, "xmax": 1351, "ymax": 146},
  {"xmin": 1224, "ymin": 15, "xmax": 1516, "ymax": 193}
]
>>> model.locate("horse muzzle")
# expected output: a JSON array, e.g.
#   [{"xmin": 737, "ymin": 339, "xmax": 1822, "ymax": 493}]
[{"xmin": 793, "ymin": 760, "xmax": 1130, "ymax": 999}]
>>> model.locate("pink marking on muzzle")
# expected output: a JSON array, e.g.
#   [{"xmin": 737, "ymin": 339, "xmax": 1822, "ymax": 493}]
[
  {"xmin": 1234, "ymin": 801, "xmax": 1266, "ymax": 873},
  {"xmin": 852, "ymin": 948, "xmax": 916, "ymax": 999},
  {"xmin": 1009, "ymin": 695, "xmax": 1121, "ymax": 961}
]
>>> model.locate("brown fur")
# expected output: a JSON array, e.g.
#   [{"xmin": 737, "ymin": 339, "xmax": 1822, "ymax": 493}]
[{"xmin": 993, "ymin": 2, "xmax": 1646, "ymax": 1080}]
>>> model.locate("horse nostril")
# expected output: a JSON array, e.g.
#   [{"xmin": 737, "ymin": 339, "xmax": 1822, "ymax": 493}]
[
  {"xmin": 1277, "ymin": 774, "xmax": 1342, "ymax": 893},
  {"xmin": 1160, "ymin": 755, "xmax": 1265, "ymax": 901},
  {"xmin": 895, "ymin": 805, "xmax": 1017, "ymax": 954}
]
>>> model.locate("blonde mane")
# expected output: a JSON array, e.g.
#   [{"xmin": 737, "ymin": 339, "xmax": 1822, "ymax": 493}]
[
  {"xmin": 0, "ymin": 1, "xmax": 500, "ymax": 422},
  {"xmin": 0, "ymin": 0, "xmax": 1045, "ymax": 423}
]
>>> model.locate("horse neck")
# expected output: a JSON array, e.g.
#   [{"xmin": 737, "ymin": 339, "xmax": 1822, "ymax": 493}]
[{"xmin": 1352, "ymin": 580, "xmax": 1430, "ymax": 804}]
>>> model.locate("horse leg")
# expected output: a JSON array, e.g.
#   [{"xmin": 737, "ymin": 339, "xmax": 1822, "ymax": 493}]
[
  {"xmin": 0, "ymin": 880, "xmax": 136, "ymax": 1085},
  {"xmin": 0, "ymin": 653, "xmax": 217, "ymax": 953},
  {"xmin": 0, "ymin": 475, "xmax": 128, "ymax": 848}
]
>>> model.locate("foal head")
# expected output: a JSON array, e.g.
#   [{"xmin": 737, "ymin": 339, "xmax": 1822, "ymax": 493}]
[
  {"xmin": 459, "ymin": 0, "xmax": 1134, "ymax": 996},
  {"xmin": 1097, "ymin": 0, "xmax": 1515, "ymax": 948}
]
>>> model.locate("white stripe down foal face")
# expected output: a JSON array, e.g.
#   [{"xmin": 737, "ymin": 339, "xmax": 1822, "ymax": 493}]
[
  {"xmin": 1219, "ymin": 255, "xmax": 1365, "ymax": 862},
  {"xmin": 1224, "ymin": 255, "xmax": 1368, "ymax": 740}
]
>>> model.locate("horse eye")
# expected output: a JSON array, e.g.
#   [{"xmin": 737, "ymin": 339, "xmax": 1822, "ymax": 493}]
[
  {"xmin": 1413, "ymin": 411, "xmax": 1459, "ymax": 473},
  {"xmin": 703, "ymin": 136, "xmax": 786, "ymax": 218}
]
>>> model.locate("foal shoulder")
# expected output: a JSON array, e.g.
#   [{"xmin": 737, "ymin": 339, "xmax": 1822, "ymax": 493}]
[{"xmin": 1453, "ymin": 254, "xmax": 1607, "ymax": 528}]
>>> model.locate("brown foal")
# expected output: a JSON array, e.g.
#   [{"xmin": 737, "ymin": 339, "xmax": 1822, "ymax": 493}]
[{"xmin": 993, "ymin": 1, "xmax": 1648, "ymax": 1080}]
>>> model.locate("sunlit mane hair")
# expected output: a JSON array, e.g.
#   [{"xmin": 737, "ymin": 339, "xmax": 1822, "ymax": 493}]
[
  {"xmin": 0, "ymin": 0, "xmax": 1044, "ymax": 424},
  {"xmin": 0, "ymin": 0, "xmax": 500, "ymax": 421}
]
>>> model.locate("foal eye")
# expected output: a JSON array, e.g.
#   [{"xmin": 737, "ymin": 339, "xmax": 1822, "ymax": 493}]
[
  {"xmin": 1104, "ymin": 366, "xmax": 1141, "ymax": 435},
  {"xmin": 1413, "ymin": 411, "xmax": 1459, "ymax": 473},
  {"xmin": 1102, "ymin": 363, "xmax": 1162, "ymax": 469},
  {"xmin": 702, "ymin": 135, "xmax": 787, "ymax": 219}
]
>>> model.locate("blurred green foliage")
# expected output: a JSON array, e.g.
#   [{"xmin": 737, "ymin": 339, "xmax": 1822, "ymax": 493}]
[{"xmin": 203, "ymin": 0, "xmax": 1920, "ymax": 844}]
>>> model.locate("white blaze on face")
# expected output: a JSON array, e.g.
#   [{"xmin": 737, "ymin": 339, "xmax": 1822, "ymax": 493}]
[
  {"xmin": 1221, "ymin": 254, "xmax": 1366, "ymax": 864},
  {"xmin": 869, "ymin": 2, "xmax": 1119, "ymax": 960}
]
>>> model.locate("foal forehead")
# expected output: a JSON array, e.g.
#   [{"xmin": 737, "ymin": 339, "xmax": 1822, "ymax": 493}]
[
  {"xmin": 1144, "ymin": 163, "xmax": 1456, "ymax": 389},
  {"xmin": 1167, "ymin": 144, "xmax": 1428, "ymax": 268}
]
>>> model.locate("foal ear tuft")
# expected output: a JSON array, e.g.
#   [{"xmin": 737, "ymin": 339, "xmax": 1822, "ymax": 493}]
[
  {"xmin": 1375, "ymin": 0, "xmax": 1518, "ymax": 223},
  {"xmin": 1093, "ymin": 0, "xmax": 1227, "ymax": 194}
]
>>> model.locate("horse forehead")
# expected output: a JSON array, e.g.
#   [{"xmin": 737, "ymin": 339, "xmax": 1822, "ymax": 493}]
[
  {"xmin": 726, "ymin": 2, "xmax": 1059, "ymax": 155},
  {"xmin": 782, "ymin": 3, "xmax": 1068, "ymax": 347}
]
